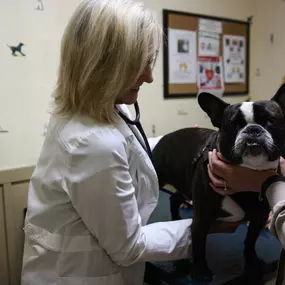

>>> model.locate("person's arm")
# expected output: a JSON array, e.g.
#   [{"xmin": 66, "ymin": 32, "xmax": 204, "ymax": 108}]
[
  {"xmin": 265, "ymin": 179, "xmax": 285, "ymax": 247},
  {"xmin": 64, "ymin": 132, "xmax": 191, "ymax": 267}
]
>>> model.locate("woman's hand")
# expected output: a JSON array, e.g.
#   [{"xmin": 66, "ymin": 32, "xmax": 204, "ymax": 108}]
[{"xmin": 207, "ymin": 149, "xmax": 276, "ymax": 195}]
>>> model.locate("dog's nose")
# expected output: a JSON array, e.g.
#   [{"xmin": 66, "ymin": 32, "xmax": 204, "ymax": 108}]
[{"xmin": 246, "ymin": 125, "xmax": 263, "ymax": 137}]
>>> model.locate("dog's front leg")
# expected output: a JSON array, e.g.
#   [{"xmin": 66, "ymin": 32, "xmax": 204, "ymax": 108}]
[
  {"xmin": 191, "ymin": 216, "xmax": 213, "ymax": 282},
  {"xmin": 243, "ymin": 200, "xmax": 270, "ymax": 273},
  {"xmin": 189, "ymin": 163, "xmax": 220, "ymax": 282}
]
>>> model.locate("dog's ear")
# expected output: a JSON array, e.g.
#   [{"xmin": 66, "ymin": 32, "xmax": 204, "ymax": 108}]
[
  {"xmin": 271, "ymin": 83, "xmax": 285, "ymax": 114},
  {"xmin": 198, "ymin": 92, "xmax": 229, "ymax": 128}
]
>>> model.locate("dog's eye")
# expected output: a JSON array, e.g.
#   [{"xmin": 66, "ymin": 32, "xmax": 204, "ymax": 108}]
[
  {"xmin": 268, "ymin": 117, "xmax": 277, "ymax": 125},
  {"xmin": 227, "ymin": 121, "xmax": 238, "ymax": 130},
  {"xmin": 227, "ymin": 121, "xmax": 233, "ymax": 128}
]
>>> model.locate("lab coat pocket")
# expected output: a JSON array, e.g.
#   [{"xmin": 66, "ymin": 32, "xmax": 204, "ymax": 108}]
[{"xmin": 57, "ymin": 272, "xmax": 124, "ymax": 285}]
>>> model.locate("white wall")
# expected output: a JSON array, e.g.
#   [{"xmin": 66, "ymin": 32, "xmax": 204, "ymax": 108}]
[
  {"xmin": 250, "ymin": 0, "xmax": 285, "ymax": 101},
  {"xmin": 0, "ymin": 0, "xmax": 81, "ymax": 169},
  {"xmin": 0, "ymin": 0, "xmax": 256, "ymax": 169}
]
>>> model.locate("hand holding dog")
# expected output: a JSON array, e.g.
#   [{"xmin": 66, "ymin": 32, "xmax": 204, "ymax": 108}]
[{"xmin": 208, "ymin": 149, "xmax": 278, "ymax": 195}]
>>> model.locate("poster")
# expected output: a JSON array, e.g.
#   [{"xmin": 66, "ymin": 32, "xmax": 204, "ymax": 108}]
[
  {"xmin": 223, "ymin": 35, "xmax": 246, "ymax": 83},
  {"xmin": 168, "ymin": 28, "xmax": 197, "ymax": 84},
  {"xmin": 197, "ymin": 56, "xmax": 224, "ymax": 91},
  {"xmin": 199, "ymin": 18, "xmax": 222, "ymax": 34},
  {"xmin": 198, "ymin": 31, "xmax": 220, "ymax": 57}
]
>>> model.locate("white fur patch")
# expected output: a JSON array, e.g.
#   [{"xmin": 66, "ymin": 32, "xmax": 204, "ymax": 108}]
[
  {"xmin": 218, "ymin": 196, "xmax": 245, "ymax": 222},
  {"xmin": 241, "ymin": 154, "xmax": 278, "ymax": 170},
  {"xmin": 240, "ymin": 102, "xmax": 255, "ymax": 123}
]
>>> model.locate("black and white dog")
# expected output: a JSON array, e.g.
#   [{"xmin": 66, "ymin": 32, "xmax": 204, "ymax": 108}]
[{"xmin": 152, "ymin": 83, "xmax": 285, "ymax": 282}]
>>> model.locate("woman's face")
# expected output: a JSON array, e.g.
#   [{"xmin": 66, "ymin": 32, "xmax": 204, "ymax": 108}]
[
  {"xmin": 120, "ymin": 65, "xmax": 153, "ymax": 105},
  {"xmin": 117, "ymin": 52, "xmax": 158, "ymax": 105}
]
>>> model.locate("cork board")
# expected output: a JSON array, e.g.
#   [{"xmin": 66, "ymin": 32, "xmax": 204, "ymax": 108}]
[{"xmin": 162, "ymin": 9, "xmax": 250, "ymax": 99}]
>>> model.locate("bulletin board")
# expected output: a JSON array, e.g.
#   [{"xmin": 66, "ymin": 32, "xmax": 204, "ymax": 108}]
[{"xmin": 163, "ymin": 9, "xmax": 251, "ymax": 98}]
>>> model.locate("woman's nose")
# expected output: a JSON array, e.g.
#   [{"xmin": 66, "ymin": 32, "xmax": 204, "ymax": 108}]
[{"xmin": 142, "ymin": 65, "xmax": 154, "ymax": 84}]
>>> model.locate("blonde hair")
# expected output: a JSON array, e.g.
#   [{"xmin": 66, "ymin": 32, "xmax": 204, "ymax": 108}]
[{"xmin": 53, "ymin": 0, "xmax": 162, "ymax": 123}]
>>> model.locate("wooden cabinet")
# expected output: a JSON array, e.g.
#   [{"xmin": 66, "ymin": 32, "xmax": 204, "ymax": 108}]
[
  {"xmin": 4, "ymin": 182, "xmax": 30, "ymax": 285},
  {"xmin": 0, "ymin": 186, "xmax": 9, "ymax": 285},
  {"xmin": 0, "ymin": 166, "xmax": 34, "ymax": 285}
]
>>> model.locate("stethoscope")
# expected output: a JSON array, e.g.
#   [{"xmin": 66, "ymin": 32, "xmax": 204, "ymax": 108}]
[
  {"xmin": 117, "ymin": 102, "xmax": 194, "ymax": 207},
  {"xmin": 117, "ymin": 102, "xmax": 193, "ymax": 208},
  {"xmin": 116, "ymin": 101, "xmax": 153, "ymax": 159}
]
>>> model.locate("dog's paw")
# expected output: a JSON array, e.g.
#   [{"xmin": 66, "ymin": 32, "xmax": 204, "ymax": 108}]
[{"xmin": 191, "ymin": 265, "xmax": 213, "ymax": 282}]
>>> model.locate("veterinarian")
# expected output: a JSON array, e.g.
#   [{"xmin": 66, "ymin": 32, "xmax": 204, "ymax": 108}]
[
  {"xmin": 208, "ymin": 149, "xmax": 285, "ymax": 284},
  {"xmin": 20, "ymin": 1, "xmax": 193, "ymax": 285}
]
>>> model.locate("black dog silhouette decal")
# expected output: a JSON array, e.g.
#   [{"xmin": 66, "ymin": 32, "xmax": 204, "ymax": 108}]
[
  {"xmin": 36, "ymin": 0, "xmax": 44, "ymax": 11},
  {"xmin": 7, "ymin": 42, "xmax": 26, "ymax": 56}
]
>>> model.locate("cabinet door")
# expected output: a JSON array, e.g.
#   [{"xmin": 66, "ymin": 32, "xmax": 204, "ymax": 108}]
[
  {"xmin": 4, "ymin": 182, "xmax": 29, "ymax": 285},
  {"xmin": 0, "ymin": 186, "xmax": 9, "ymax": 285}
]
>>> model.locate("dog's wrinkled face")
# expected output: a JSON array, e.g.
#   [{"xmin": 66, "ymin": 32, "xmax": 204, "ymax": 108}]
[
  {"xmin": 220, "ymin": 101, "xmax": 285, "ymax": 169},
  {"xmin": 198, "ymin": 84, "xmax": 285, "ymax": 170}
]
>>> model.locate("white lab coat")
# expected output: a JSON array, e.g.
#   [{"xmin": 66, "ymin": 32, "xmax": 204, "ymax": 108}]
[{"xmin": 21, "ymin": 104, "xmax": 192, "ymax": 285}]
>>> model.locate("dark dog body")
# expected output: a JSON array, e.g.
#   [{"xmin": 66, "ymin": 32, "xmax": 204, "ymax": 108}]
[
  {"xmin": 152, "ymin": 85, "xmax": 285, "ymax": 282},
  {"xmin": 153, "ymin": 127, "xmax": 216, "ymax": 203},
  {"xmin": 152, "ymin": 127, "xmax": 271, "ymax": 281}
]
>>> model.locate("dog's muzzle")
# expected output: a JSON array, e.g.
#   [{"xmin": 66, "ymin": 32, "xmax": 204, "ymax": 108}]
[
  {"xmin": 244, "ymin": 125, "xmax": 265, "ymax": 155},
  {"xmin": 235, "ymin": 124, "xmax": 273, "ymax": 157}
]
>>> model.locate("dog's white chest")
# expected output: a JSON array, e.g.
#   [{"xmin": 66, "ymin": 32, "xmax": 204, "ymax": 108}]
[
  {"xmin": 218, "ymin": 196, "xmax": 245, "ymax": 222},
  {"xmin": 241, "ymin": 154, "xmax": 278, "ymax": 170}
]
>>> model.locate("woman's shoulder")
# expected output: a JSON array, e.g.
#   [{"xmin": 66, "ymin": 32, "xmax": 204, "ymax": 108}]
[{"xmin": 52, "ymin": 114, "xmax": 127, "ymax": 156}]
